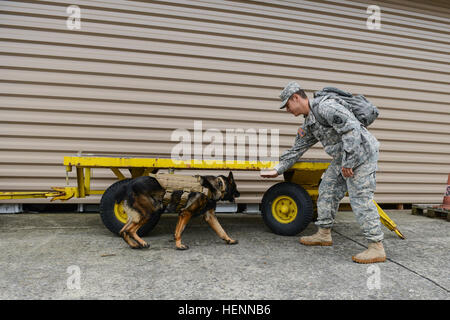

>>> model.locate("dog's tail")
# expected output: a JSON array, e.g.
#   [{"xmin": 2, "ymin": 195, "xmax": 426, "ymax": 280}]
[
  {"xmin": 115, "ymin": 182, "xmax": 130, "ymax": 204},
  {"xmin": 130, "ymin": 176, "xmax": 162, "ymax": 195},
  {"xmin": 114, "ymin": 176, "xmax": 163, "ymax": 205}
]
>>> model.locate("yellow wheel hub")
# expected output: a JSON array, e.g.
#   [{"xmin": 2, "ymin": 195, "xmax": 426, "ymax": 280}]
[
  {"xmin": 271, "ymin": 195, "xmax": 298, "ymax": 224},
  {"xmin": 114, "ymin": 202, "xmax": 128, "ymax": 224}
]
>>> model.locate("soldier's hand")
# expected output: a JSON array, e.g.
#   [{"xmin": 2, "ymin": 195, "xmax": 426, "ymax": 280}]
[
  {"xmin": 342, "ymin": 167, "xmax": 354, "ymax": 178},
  {"xmin": 260, "ymin": 169, "xmax": 279, "ymax": 178}
]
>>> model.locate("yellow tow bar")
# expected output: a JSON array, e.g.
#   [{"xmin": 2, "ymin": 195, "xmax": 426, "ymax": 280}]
[
  {"xmin": 0, "ymin": 187, "xmax": 78, "ymax": 202},
  {"xmin": 374, "ymin": 200, "xmax": 406, "ymax": 239}
]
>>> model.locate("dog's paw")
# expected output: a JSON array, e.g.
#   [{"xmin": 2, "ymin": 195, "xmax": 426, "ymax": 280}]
[
  {"xmin": 176, "ymin": 244, "xmax": 189, "ymax": 250},
  {"xmin": 140, "ymin": 242, "xmax": 150, "ymax": 249},
  {"xmin": 226, "ymin": 239, "xmax": 238, "ymax": 245}
]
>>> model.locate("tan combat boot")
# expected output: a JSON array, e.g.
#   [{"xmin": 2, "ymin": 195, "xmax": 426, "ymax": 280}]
[
  {"xmin": 299, "ymin": 228, "xmax": 333, "ymax": 246},
  {"xmin": 352, "ymin": 242, "xmax": 386, "ymax": 264}
]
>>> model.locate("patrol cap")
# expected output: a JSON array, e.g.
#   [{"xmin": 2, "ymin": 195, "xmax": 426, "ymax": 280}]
[{"xmin": 279, "ymin": 81, "xmax": 302, "ymax": 109}]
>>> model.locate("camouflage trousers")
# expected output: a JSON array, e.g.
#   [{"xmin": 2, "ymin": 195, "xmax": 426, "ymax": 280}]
[{"xmin": 315, "ymin": 152, "xmax": 384, "ymax": 242}]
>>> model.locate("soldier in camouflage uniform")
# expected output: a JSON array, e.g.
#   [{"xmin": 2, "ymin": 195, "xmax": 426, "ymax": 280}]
[{"xmin": 261, "ymin": 81, "xmax": 386, "ymax": 264}]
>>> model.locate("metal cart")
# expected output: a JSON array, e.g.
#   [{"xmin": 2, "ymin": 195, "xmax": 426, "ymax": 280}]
[{"xmin": 0, "ymin": 155, "xmax": 404, "ymax": 239}]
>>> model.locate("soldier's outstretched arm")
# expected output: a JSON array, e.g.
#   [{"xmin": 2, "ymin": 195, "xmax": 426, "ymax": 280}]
[{"xmin": 268, "ymin": 128, "xmax": 318, "ymax": 176}]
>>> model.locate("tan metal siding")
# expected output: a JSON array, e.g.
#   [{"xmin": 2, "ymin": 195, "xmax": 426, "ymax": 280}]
[{"xmin": 0, "ymin": 0, "xmax": 449, "ymax": 205}]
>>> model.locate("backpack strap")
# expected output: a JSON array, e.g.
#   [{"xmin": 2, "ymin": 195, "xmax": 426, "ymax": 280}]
[{"xmin": 309, "ymin": 97, "xmax": 331, "ymax": 128}]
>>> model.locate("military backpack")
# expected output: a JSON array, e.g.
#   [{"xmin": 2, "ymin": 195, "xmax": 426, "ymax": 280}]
[{"xmin": 310, "ymin": 87, "xmax": 379, "ymax": 128}]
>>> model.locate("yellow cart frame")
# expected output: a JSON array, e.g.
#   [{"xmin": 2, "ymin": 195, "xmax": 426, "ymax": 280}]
[{"xmin": 0, "ymin": 155, "xmax": 404, "ymax": 239}]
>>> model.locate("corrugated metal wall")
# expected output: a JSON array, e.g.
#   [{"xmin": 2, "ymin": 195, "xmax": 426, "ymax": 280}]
[{"xmin": 0, "ymin": 0, "xmax": 449, "ymax": 205}]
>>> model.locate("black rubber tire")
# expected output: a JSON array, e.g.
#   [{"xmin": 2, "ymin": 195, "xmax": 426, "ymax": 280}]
[
  {"xmin": 99, "ymin": 179, "xmax": 162, "ymax": 237},
  {"xmin": 261, "ymin": 182, "xmax": 314, "ymax": 236}
]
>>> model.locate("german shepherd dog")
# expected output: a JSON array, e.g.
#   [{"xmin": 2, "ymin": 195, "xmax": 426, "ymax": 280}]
[{"xmin": 115, "ymin": 172, "xmax": 240, "ymax": 250}]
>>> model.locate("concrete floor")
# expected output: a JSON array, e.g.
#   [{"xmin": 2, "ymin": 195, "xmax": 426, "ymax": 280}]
[{"xmin": 0, "ymin": 210, "xmax": 448, "ymax": 300}]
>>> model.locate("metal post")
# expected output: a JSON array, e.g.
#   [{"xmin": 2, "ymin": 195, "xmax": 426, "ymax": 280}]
[
  {"xmin": 76, "ymin": 167, "xmax": 86, "ymax": 198},
  {"xmin": 84, "ymin": 168, "xmax": 91, "ymax": 195}
]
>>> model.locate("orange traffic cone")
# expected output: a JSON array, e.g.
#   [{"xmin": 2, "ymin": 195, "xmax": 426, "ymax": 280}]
[{"xmin": 440, "ymin": 174, "xmax": 450, "ymax": 210}]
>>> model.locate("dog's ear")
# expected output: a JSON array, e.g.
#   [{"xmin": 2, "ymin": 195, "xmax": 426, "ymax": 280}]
[{"xmin": 228, "ymin": 171, "xmax": 234, "ymax": 181}]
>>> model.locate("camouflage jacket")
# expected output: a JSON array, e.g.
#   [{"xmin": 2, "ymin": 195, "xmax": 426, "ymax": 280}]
[{"xmin": 274, "ymin": 96, "xmax": 380, "ymax": 175}]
